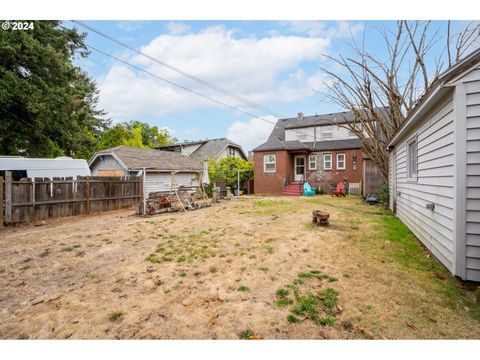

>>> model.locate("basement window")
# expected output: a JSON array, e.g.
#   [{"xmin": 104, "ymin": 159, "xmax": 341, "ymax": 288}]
[{"xmin": 264, "ymin": 154, "xmax": 276, "ymax": 173}]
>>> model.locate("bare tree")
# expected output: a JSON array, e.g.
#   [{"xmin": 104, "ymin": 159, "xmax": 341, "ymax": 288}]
[{"xmin": 319, "ymin": 20, "xmax": 480, "ymax": 181}]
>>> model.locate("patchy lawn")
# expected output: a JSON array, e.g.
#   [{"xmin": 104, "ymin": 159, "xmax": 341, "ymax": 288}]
[{"xmin": 0, "ymin": 195, "xmax": 479, "ymax": 339}]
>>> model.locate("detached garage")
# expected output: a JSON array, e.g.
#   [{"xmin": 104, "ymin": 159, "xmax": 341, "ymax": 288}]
[
  {"xmin": 388, "ymin": 48, "xmax": 480, "ymax": 281},
  {"xmin": 88, "ymin": 146, "xmax": 203, "ymax": 195}
]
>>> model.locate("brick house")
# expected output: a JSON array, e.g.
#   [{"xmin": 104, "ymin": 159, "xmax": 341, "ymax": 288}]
[{"xmin": 252, "ymin": 111, "xmax": 384, "ymax": 196}]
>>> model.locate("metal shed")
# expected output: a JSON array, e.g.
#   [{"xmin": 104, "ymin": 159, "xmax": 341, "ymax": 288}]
[{"xmin": 0, "ymin": 156, "xmax": 91, "ymax": 180}]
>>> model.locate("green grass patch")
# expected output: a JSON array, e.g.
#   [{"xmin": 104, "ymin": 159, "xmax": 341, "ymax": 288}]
[
  {"xmin": 237, "ymin": 285, "xmax": 250, "ymax": 292},
  {"xmin": 145, "ymin": 254, "xmax": 161, "ymax": 263},
  {"xmin": 109, "ymin": 311, "xmax": 125, "ymax": 321},
  {"xmin": 319, "ymin": 288, "xmax": 338, "ymax": 309},
  {"xmin": 298, "ymin": 271, "xmax": 337, "ymax": 282},
  {"xmin": 287, "ymin": 314, "xmax": 300, "ymax": 323},
  {"xmin": 239, "ymin": 329, "xmax": 255, "ymax": 339},
  {"xmin": 275, "ymin": 288, "xmax": 289, "ymax": 297},
  {"xmin": 276, "ymin": 298, "xmax": 294, "ymax": 308},
  {"xmin": 265, "ymin": 245, "xmax": 274, "ymax": 254},
  {"xmin": 254, "ymin": 200, "xmax": 290, "ymax": 207},
  {"xmin": 177, "ymin": 255, "xmax": 186, "ymax": 263}
]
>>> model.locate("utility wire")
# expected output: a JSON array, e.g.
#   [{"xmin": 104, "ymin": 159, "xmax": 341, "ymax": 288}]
[
  {"xmin": 88, "ymin": 56, "xmax": 267, "ymax": 141},
  {"xmin": 71, "ymin": 20, "xmax": 286, "ymax": 119},
  {"xmin": 86, "ymin": 43, "xmax": 319, "ymax": 142}
]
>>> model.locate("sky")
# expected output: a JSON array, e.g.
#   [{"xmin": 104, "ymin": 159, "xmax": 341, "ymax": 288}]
[{"xmin": 66, "ymin": 20, "xmax": 471, "ymax": 152}]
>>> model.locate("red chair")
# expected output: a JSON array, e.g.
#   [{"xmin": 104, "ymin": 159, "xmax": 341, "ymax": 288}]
[{"xmin": 331, "ymin": 182, "xmax": 346, "ymax": 197}]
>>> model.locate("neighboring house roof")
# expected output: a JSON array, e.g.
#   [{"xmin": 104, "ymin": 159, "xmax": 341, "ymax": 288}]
[
  {"xmin": 88, "ymin": 146, "xmax": 202, "ymax": 172},
  {"xmin": 388, "ymin": 47, "xmax": 480, "ymax": 147},
  {"xmin": 253, "ymin": 109, "xmax": 381, "ymax": 152},
  {"xmin": 156, "ymin": 137, "xmax": 248, "ymax": 160}
]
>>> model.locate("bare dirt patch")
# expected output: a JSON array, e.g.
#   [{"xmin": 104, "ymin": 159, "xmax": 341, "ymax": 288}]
[{"xmin": 0, "ymin": 196, "xmax": 479, "ymax": 339}]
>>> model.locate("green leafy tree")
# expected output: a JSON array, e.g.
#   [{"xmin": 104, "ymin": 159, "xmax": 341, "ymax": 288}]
[
  {"xmin": 98, "ymin": 121, "xmax": 177, "ymax": 150},
  {"xmin": 0, "ymin": 20, "xmax": 109, "ymax": 158},
  {"xmin": 208, "ymin": 157, "xmax": 253, "ymax": 189}
]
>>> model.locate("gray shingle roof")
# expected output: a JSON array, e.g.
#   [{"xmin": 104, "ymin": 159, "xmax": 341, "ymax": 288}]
[
  {"xmin": 156, "ymin": 137, "xmax": 247, "ymax": 160},
  {"xmin": 253, "ymin": 109, "xmax": 386, "ymax": 152},
  {"xmin": 91, "ymin": 146, "xmax": 202, "ymax": 171}
]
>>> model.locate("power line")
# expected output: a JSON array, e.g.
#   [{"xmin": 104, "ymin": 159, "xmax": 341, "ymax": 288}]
[
  {"xmin": 86, "ymin": 43, "xmax": 319, "ymax": 143},
  {"xmin": 87, "ymin": 56, "xmax": 267, "ymax": 141},
  {"xmin": 71, "ymin": 20, "xmax": 286, "ymax": 119}
]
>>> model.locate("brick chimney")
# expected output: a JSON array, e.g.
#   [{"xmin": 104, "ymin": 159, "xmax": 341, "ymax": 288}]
[{"xmin": 297, "ymin": 112, "xmax": 304, "ymax": 121}]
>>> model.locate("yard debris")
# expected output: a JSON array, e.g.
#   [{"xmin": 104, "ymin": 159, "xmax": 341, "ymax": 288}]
[
  {"xmin": 312, "ymin": 210, "xmax": 330, "ymax": 226},
  {"xmin": 405, "ymin": 322, "xmax": 419, "ymax": 331},
  {"xmin": 33, "ymin": 220, "xmax": 47, "ymax": 226}
]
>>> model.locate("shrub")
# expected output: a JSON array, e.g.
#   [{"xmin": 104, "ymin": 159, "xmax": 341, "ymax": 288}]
[{"xmin": 378, "ymin": 182, "xmax": 389, "ymax": 205}]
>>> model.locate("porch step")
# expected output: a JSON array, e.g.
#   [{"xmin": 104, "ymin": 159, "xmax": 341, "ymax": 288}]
[{"xmin": 283, "ymin": 181, "xmax": 303, "ymax": 196}]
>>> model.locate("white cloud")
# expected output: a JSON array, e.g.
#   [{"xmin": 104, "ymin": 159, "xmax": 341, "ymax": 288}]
[
  {"xmin": 97, "ymin": 25, "xmax": 332, "ymax": 120},
  {"xmin": 117, "ymin": 21, "xmax": 146, "ymax": 32},
  {"xmin": 166, "ymin": 21, "xmax": 191, "ymax": 35},
  {"xmin": 281, "ymin": 20, "xmax": 364, "ymax": 39},
  {"xmin": 227, "ymin": 116, "xmax": 277, "ymax": 152}
]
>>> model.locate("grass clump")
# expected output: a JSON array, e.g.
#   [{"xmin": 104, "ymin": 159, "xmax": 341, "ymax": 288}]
[
  {"xmin": 254, "ymin": 200, "xmax": 290, "ymax": 207},
  {"xmin": 275, "ymin": 288, "xmax": 289, "ymax": 297},
  {"xmin": 265, "ymin": 245, "xmax": 274, "ymax": 254},
  {"xmin": 276, "ymin": 298, "xmax": 294, "ymax": 308},
  {"xmin": 239, "ymin": 329, "xmax": 255, "ymax": 339},
  {"xmin": 109, "ymin": 311, "xmax": 125, "ymax": 321},
  {"xmin": 237, "ymin": 285, "xmax": 250, "ymax": 292},
  {"xmin": 298, "ymin": 271, "xmax": 337, "ymax": 282},
  {"xmin": 287, "ymin": 314, "xmax": 300, "ymax": 323},
  {"xmin": 145, "ymin": 254, "xmax": 161, "ymax": 263},
  {"xmin": 61, "ymin": 246, "xmax": 74, "ymax": 252},
  {"xmin": 177, "ymin": 255, "xmax": 186, "ymax": 263},
  {"xmin": 319, "ymin": 288, "xmax": 338, "ymax": 309}
]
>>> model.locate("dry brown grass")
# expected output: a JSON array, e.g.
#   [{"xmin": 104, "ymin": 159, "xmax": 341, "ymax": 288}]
[{"xmin": 0, "ymin": 195, "xmax": 479, "ymax": 339}]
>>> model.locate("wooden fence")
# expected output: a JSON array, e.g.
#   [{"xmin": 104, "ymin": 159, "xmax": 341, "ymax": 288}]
[{"xmin": 0, "ymin": 173, "xmax": 142, "ymax": 225}]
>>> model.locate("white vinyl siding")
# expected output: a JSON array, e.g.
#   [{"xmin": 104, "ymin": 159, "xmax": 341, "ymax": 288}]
[
  {"xmin": 323, "ymin": 154, "xmax": 332, "ymax": 170},
  {"xmin": 309, "ymin": 155, "xmax": 317, "ymax": 170},
  {"xmin": 145, "ymin": 172, "xmax": 199, "ymax": 195},
  {"xmin": 336, "ymin": 153, "xmax": 346, "ymax": 170},
  {"xmin": 394, "ymin": 94, "xmax": 456, "ymax": 273},
  {"xmin": 464, "ymin": 69, "xmax": 480, "ymax": 281},
  {"xmin": 263, "ymin": 154, "xmax": 276, "ymax": 173}
]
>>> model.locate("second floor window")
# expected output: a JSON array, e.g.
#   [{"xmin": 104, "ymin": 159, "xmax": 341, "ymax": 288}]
[
  {"xmin": 320, "ymin": 126, "xmax": 333, "ymax": 139},
  {"xmin": 228, "ymin": 147, "xmax": 235, "ymax": 157}
]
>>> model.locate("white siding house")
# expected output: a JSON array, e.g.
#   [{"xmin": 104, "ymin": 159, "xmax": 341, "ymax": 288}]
[
  {"xmin": 388, "ymin": 48, "xmax": 480, "ymax": 281},
  {"xmin": 89, "ymin": 146, "xmax": 203, "ymax": 197}
]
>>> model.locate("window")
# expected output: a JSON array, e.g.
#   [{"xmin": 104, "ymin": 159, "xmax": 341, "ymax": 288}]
[
  {"xmin": 407, "ymin": 138, "xmax": 418, "ymax": 179},
  {"xmin": 323, "ymin": 153, "xmax": 332, "ymax": 170},
  {"xmin": 297, "ymin": 129, "xmax": 307, "ymax": 141},
  {"xmin": 264, "ymin": 154, "xmax": 276, "ymax": 173},
  {"xmin": 228, "ymin": 147, "xmax": 235, "ymax": 157},
  {"xmin": 320, "ymin": 126, "xmax": 333, "ymax": 139},
  {"xmin": 309, "ymin": 155, "xmax": 317, "ymax": 170},
  {"xmin": 336, "ymin": 153, "xmax": 346, "ymax": 170}
]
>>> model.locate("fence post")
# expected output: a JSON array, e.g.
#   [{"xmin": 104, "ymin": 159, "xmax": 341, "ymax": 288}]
[
  {"xmin": 0, "ymin": 176, "xmax": 3, "ymax": 226},
  {"xmin": 4, "ymin": 171, "xmax": 12, "ymax": 224},
  {"xmin": 86, "ymin": 176, "xmax": 91, "ymax": 215}
]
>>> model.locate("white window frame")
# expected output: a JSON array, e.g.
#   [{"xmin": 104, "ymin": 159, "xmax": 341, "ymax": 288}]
[
  {"xmin": 336, "ymin": 153, "xmax": 346, "ymax": 170},
  {"xmin": 263, "ymin": 154, "xmax": 276, "ymax": 173},
  {"xmin": 406, "ymin": 136, "xmax": 418, "ymax": 181},
  {"xmin": 323, "ymin": 153, "xmax": 332, "ymax": 170},
  {"xmin": 309, "ymin": 155, "xmax": 317, "ymax": 170}
]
